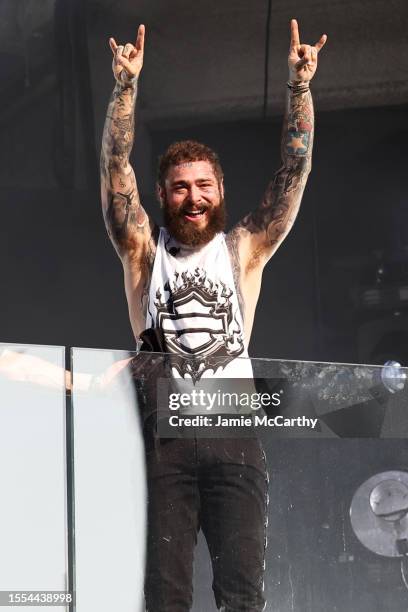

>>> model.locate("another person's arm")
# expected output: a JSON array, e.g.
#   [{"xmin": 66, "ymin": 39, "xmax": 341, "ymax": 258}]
[
  {"xmin": 0, "ymin": 349, "xmax": 132, "ymax": 393},
  {"xmin": 229, "ymin": 20, "xmax": 327, "ymax": 274}
]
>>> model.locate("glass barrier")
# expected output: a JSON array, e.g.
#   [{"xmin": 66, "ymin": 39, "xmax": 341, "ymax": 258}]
[
  {"xmin": 71, "ymin": 348, "xmax": 408, "ymax": 612},
  {"xmin": 2, "ymin": 344, "xmax": 408, "ymax": 611},
  {"xmin": 70, "ymin": 348, "xmax": 146, "ymax": 612},
  {"xmin": 0, "ymin": 343, "xmax": 69, "ymax": 611}
]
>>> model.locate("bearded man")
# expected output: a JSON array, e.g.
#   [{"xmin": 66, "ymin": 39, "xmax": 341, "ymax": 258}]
[{"xmin": 100, "ymin": 20, "xmax": 326, "ymax": 612}]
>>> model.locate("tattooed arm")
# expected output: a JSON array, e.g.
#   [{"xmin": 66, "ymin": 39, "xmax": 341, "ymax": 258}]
[
  {"xmin": 232, "ymin": 83, "xmax": 314, "ymax": 273},
  {"xmin": 101, "ymin": 25, "xmax": 158, "ymax": 338},
  {"xmin": 228, "ymin": 20, "xmax": 327, "ymax": 274},
  {"xmin": 100, "ymin": 25, "xmax": 157, "ymax": 261}
]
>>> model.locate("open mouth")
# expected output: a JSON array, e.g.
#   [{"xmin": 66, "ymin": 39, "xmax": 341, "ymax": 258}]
[{"xmin": 183, "ymin": 207, "xmax": 207, "ymax": 221}]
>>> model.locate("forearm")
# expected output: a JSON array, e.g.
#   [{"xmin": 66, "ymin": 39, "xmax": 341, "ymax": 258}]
[
  {"xmin": 264, "ymin": 83, "xmax": 313, "ymax": 233},
  {"xmin": 101, "ymin": 79, "xmax": 137, "ymax": 170},
  {"xmin": 243, "ymin": 84, "xmax": 314, "ymax": 243},
  {"xmin": 0, "ymin": 350, "xmax": 83, "ymax": 392},
  {"xmin": 100, "ymin": 79, "xmax": 150, "ymax": 255},
  {"xmin": 0, "ymin": 350, "xmax": 128, "ymax": 394},
  {"xmin": 281, "ymin": 80, "xmax": 314, "ymax": 174}
]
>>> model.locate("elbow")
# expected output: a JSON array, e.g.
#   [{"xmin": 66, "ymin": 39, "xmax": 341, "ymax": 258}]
[
  {"xmin": 295, "ymin": 156, "xmax": 312, "ymax": 184},
  {"xmin": 280, "ymin": 153, "xmax": 312, "ymax": 176},
  {"xmin": 297, "ymin": 155, "xmax": 312, "ymax": 176},
  {"xmin": 101, "ymin": 154, "xmax": 130, "ymax": 176}
]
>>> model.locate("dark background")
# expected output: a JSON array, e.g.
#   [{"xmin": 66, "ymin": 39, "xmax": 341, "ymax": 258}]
[
  {"xmin": 1, "ymin": 0, "xmax": 407, "ymax": 364},
  {"xmin": 1, "ymin": 1, "xmax": 408, "ymax": 610}
]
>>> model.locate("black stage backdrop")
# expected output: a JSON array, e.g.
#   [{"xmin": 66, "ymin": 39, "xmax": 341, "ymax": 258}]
[
  {"xmin": 1, "ymin": 1, "xmax": 408, "ymax": 610},
  {"xmin": 1, "ymin": 103, "xmax": 406, "ymax": 363}
]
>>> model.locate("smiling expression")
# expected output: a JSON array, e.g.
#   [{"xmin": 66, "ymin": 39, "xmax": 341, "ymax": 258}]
[{"xmin": 158, "ymin": 160, "xmax": 226, "ymax": 247}]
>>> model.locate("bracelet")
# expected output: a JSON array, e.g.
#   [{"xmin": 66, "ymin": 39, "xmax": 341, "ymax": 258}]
[{"xmin": 287, "ymin": 80, "xmax": 310, "ymax": 94}]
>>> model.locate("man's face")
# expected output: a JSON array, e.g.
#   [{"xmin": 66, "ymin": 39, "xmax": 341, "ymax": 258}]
[{"xmin": 159, "ymin": 160, "xmax": 226, "ymax": 247}]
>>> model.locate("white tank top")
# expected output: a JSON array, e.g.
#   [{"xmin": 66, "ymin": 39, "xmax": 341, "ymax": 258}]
[{"xmin": 145, "ymin": 227, "xmax": 253, "ymax": 385}]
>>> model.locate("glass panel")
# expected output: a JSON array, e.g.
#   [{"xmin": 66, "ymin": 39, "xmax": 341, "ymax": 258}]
[
  {"xmin": 71, "ymin": 349, "xmax": 408, "ymax": 611},
  {"xmin": 0, "ymin": 343, "xmax": 68, "ymax": 609},
  {"xmin": 71, "ymin": 348, "xmax": 146, "ymax": 612}
]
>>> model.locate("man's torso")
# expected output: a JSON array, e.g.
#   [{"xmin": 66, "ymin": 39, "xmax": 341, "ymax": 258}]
[{"xmin": 123, "ymin": 227, "xmax": 263, "ymax": 350}]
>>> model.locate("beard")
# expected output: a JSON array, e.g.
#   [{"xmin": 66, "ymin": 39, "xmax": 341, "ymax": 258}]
[{"xmin": 162, "ymin": 195, "xmax": 227, "ymax": 247}]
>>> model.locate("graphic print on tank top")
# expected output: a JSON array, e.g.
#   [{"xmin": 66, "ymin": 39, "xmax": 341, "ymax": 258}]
[{"xmin": 146, "ymin": 228, "xmax": 247, "ymax": 382}]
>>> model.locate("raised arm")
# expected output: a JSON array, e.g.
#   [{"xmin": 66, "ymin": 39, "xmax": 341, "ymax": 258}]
[
  {"xmin": 100, "ymin": 25, "xmax": 156, "ymax": 261},
  {"xmin": 229, "ymin": 20, "xmax": 327, "ymax": 274}
]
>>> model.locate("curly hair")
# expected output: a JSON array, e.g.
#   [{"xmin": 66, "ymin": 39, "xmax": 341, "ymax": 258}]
[{"xmin": 157, "ymin": 140, "xmax": 224, "ymax": 188}]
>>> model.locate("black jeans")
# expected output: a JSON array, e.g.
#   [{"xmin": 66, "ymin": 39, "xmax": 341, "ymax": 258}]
[{"xmin": 143, "ymin": 430, "xmax": 268, "ymax": 612}]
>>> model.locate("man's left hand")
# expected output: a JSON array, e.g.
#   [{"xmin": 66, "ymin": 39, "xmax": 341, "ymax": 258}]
[{"xmin": 288, "ymin": 19, "xmax": 327, "ymax": 83}]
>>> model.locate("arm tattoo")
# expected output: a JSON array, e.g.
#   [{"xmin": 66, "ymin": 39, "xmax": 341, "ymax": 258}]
[
  {"xmin": 226, "ymin": 231, "xmax": 245, "ymax": 317},
  {"xmin": 100, "ymin": 80, "xmax": 151, "ymax": 256},
  {"xmin": 139, "ymin": 227, "xmax": 160, "ymax": 314},
  {"xmin": 237, "ymin": 86, "xmax": 314, "ymax": 270}
]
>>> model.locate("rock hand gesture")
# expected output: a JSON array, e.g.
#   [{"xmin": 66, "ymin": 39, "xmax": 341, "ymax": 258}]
[
  {"xmin": 288, "ymin": 19, "xmax": 327, "ymax": 83},
  {"xmin": 109, "ymin": 24, "xmax": 145, "ymax": 85}
]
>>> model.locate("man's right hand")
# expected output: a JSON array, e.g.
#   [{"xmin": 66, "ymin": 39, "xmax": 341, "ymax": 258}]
[{"xmin": 109, "ymin": 24, "xmax": 145, "ymax": 85}]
